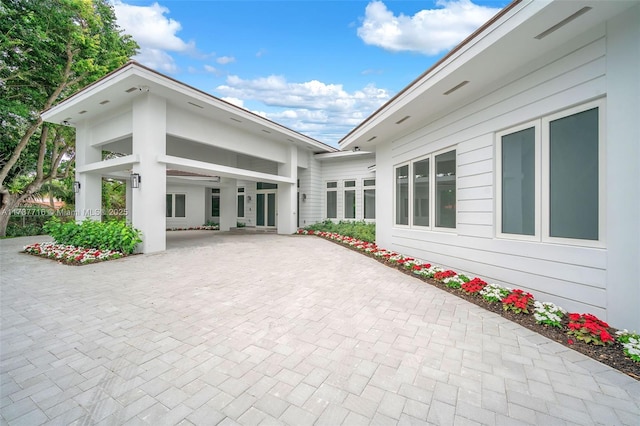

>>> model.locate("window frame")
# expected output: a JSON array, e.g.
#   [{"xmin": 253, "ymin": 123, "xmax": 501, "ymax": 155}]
[
  {"xmin": 412, "ymin": 154, "xmax": 431, "ymax": 230},
  {"xmin": 344, "ymin": 180, "xmax": 356, "ymax": 219},
  {"xmin": 393, "ymin": 147, "xmax": 457, "ymax": 231},
  {"xmin": 237, "ymin": 187, "xmax": 245, "ymax": 218},
  {"xmin": 495, "ymin": 120, "xmax": 541, "ymax": 242},
  {"xmin": 496, "ymin": 99, "xmax": 605, "ymax": 247},
  {"xmin": 394, "ymin": 163, "xmax": 410, "ymax": 227},
  {"xmin": 326, "ymin": 181, "xmax": 338, "ymax": 219},
  {"xmin": 166, "ymin": 193, "xmax": 187, "ymax": 218},
  {"xmin": 363, "ymin": 178, "xmax": 376, "ymax": 220}
]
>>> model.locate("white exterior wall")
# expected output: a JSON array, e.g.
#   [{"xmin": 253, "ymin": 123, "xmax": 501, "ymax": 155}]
[
  {"xmin": 298, "ymin": 154, "xmax": 323, "ymax": 227},
  {"xmin": 166, "ymin": 184, "xmax": 206, "ymax": 229},
  {"xmin": 319, "ymin": 155, "xmax": 376, "ymax": 222},
  {"xmin": 376, "ymin": 11, "xmax": 640, "ymax": 330}
]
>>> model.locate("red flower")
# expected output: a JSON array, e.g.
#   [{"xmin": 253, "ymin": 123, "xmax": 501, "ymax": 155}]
[{"xmin": 567, "ymin": 339, "xmax": 574, "ymax": 345}]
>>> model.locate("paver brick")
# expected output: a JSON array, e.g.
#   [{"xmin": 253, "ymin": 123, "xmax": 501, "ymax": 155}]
[{"xmin": 2, "ymin": 233, "xmax": 639, "ymax": 426}]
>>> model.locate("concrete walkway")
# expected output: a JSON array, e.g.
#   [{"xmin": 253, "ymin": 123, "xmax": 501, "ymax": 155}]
[{"xmin": 1, "ymin": 232, "xmax": 639, "ymax": 425}]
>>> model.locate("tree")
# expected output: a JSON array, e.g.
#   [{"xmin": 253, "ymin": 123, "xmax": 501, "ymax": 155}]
[{"xmin": 0, "ymin": 0, "xmax": 138, "ymax": 236}]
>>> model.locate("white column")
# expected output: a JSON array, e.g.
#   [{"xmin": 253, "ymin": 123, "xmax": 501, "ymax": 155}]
[
  {"xmin": 219, "ymin": 180, "xmax": 236, "ymax": 231},
  {"xmin": 277, "ymin": 146, "xmax": 298, "ymax": 234},
  {"xmin": 74, "ymin": 122, "xmax": 101, "ymax": 222},
  {"xmin": 131, "ymin": 93, "xmax": 167, "ymax": 253}
]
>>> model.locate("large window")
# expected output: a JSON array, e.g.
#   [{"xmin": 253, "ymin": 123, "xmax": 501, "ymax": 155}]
[
  {"xmin": 237, "ymin": 187, "xmax": 245, "ymax": 218},
  {"xmin": 497, "ymin": 101, "xmax": 602, "ymax": 244},
  {"xmin": 395, "ymin": 165, "xmax": 409, "ymax": 225},
  {"xmin": 394, "ymin": 148, "xmax": 456, "ymax": 229},
  {"xmin": 166, "ymin": 194, "xmax": 186, "ymax": 218},
  {"xmin": 435, "ymin": 150, "xmax": 456, "ymax": 228},
  {"xmin": 413, "ymin": 159, "xmax": 429, "ymax": 227},
  {"xmin": 326, "ymin": 181, "xmax": 337, "ymax": 219},
  {"xmin": 344, "ymin": 180, "xmax": 356, "ymax": 219},
  {"xmin": 363, "ymin": 179, "xmax": 375, "ymax": 220},
  {"xmin": 211, "ymin": 188, "xmax": 220, "ymax": 217}
]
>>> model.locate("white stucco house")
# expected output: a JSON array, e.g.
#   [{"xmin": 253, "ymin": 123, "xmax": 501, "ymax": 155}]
[{"xmin": 42, "ymin": 0, "xmax": 639, "ymax": 330}]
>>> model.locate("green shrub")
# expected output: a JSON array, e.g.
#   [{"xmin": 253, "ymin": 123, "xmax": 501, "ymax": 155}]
[
  {"xmin": 44, "ymin": 217, "xmax": 142, "ymax": 254},
  {"xmin": 305, "ymin": 220, "xmax": 375, "ymax": 243}
]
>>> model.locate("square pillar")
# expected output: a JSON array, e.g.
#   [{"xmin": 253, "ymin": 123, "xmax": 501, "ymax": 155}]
[
  {"xmin": 74, "ymin": 123, "xmax": 102, "ymax": 222},
  {"xmin": 277, "ymin": 146, "xmax": 298, "ymax": 234},
  {"xmin": 219, "ymin": 180, "xmax": 237, "ymax": 231},
  {"xmin": 131, "ymin": 93, "xmax": 166, "ymax": 253}
]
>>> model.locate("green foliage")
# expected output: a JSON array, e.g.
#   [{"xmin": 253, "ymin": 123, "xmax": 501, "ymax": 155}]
[
  {"xmin": 6, "ymin": 206, "xmax": 53, "ymax": 237},
  {"xmin": 44, "ymin": 216, "xmax": 141, "ymax": 254},
  {"xmin": 0, "ymin": 0, "xmax": 139, "ymax": 236},
  {"xmin": 305, "ymin": 220, "xmax": 376, "ymax": 243}
]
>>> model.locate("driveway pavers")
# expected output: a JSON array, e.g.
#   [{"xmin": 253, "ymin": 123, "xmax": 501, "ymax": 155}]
[{"xmin": 1, "ymin": 231, "xmax": 639, "ymax": 425}]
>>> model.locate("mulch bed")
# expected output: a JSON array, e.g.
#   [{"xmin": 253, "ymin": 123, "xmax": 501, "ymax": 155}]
[{"xmin": 327, "ymin": 238, "xmax": 640, "ymax": 381}]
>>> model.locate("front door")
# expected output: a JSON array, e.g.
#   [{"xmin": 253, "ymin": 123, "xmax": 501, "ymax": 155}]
[{"xmin": 256, "ymin": 191, "xmax": 277, "ymax": 228}]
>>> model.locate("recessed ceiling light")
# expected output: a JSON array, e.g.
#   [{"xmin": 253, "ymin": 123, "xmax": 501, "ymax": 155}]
[
  {"xmin": 535, "ymin": 7, "xmax": 592, "ymax": 40},
  {"xmin": 395, "ymin": 115, "xmax": 410, "ymax": 125},
  {"xmin": 443, "ymin": 80, "xmax": 469, "ymax": 95}
]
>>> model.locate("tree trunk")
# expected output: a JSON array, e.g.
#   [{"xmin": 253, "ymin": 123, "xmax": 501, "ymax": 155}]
[{"xmin": 0, "ymin": 193, "xmax": 18, "ymax": 237}]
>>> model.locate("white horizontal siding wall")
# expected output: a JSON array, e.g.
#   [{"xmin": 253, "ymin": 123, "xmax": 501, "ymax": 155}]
[
  {"xmin": 298, "ymin": 151, "xmax": 323, "ymax": 227},
  {"xmin": 320, "ymin": 155, "xmax": 376, "ymax": 222},
  {"xmin": 377, "ymin": 23, "xmax": 622, "ymax": 320}
]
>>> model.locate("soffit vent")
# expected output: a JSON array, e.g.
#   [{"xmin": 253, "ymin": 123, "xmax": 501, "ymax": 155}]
[
  {"xmin": 395, "ymin": 115, "xmax": 411, "ymax": 125},
  {"xmin": 230, "ymin": 117, "xmax": 242, "ymax": 123},
  {"xmin": 187, "ymin": 101, "xmax": 204, "ymax": 109},
  {"xmin": 125, "ymin": 87, "xmax": 138, "ymax": 93},
  {"xmin": 443, "ymin": 80, "xmax": 469, "ymax": 95},
  {"xmin": 99, "ymin": 100, "xmax": 110, "ymax": 105},
  {"xmin": 367, "ymin": 136, "xmax": 377, "ymax": 142},
  {"xmin": 534, "ymin": 7, "xmax": 592, "ymax": 40}
]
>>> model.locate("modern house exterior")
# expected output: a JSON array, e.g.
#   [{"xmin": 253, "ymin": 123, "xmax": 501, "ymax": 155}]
[
  {"xmin": 42, "ymin": 0, "xmax": 639, "ymax": 330},
  {"xmin": 340, "ymin": 0, "xmax": 640, "ymax": 331}
]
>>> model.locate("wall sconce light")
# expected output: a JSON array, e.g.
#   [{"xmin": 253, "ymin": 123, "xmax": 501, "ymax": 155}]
[
  {"xmin": 73, "ymin": 181, "xmax": 81, "ymax": 193},
  {"xmin": 130, "ymin": 173, "xmax": 141, "ymax": 189},
  {"xmin": 302, "ymin": 193, "xmax": 307, "ymax": 202},
  {"xmin": 247, "ymin": 195, "xmax": 252, "ymax": 202}
]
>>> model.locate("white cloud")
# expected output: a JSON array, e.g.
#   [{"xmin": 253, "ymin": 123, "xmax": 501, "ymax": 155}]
[
  {"xmin": 216, "ymin": 75, "xmax": 391, "ymax": 145},
  {"xmin": 216, "ymin": 56, "xmax": 236, "ymax": 65},
  {"xmin": 221, "ymin": 97, "xmax": 244, "ymax": 108},
  {"xmin": 357, "ymin": 0, "xmax": 501, "ymax": 55},
  {"xmin": 113, "ymin": 1, "xmax": 195, "ymax": 72}
]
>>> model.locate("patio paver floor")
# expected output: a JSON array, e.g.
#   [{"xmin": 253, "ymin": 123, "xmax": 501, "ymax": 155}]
[{"xmin": 1, "ymin": 232, "xmax": 639, "ymax": 425}]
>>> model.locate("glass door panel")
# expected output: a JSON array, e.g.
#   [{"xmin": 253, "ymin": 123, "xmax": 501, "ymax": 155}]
[
  {"xmin": 267, "ymin": 193, "xmax": 276, "ymax": 227},
  {"xmin": 256, "ymin": 193, "xmax": 265, "ymax": 226}
]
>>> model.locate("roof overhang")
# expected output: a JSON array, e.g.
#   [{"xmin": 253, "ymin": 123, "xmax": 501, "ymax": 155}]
[
  {"xmin": 41, "ymin": 61, "xmax": 337, "ymax": 154},
  {"xmin": 339, "ymin": 0, "xmax": 635, "ymax": 150}
]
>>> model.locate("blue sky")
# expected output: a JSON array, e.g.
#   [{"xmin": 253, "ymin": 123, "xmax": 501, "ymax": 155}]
[{"xmin": 113, "ymin": 0, "xmax": 509, "ymax": 146}]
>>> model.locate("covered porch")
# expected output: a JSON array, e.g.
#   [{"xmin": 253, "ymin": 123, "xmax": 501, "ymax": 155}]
[{"xmin": 41, "ymin": 62, "xmax": 335, "ymax": 253}]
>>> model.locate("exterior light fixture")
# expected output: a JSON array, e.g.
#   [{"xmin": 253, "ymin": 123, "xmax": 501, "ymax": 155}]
[
  {"xmin": 130, "ymin": 173, "xmax": 141, "ymax": 188},
  {"xmin": 302, "ymin": 194, "xmax": 307, "ymax": 202},
  {"xmin": 247, "ymin": 195, "xmax": 252, "ymax": 202},
  {"xmin": 73, "ymin": 181, "xmax": 81, "ymax": 193}
]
